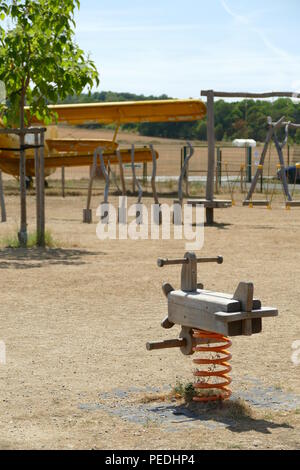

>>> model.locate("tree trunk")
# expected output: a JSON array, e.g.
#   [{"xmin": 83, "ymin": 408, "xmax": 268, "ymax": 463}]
[{"xmin": 18, "ymin": 90, "xmax": 27, "ymax": 247}]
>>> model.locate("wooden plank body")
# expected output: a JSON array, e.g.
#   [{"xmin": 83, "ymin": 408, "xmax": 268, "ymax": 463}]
[{"xmin": 167, "ymin": 288, "xmax": 278, "ymax": 336}]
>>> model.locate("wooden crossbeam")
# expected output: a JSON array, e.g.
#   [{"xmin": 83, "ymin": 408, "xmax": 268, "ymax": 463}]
[{"xmin": 201, "ymin": 90, "xmax": 296, "ymax": 99}]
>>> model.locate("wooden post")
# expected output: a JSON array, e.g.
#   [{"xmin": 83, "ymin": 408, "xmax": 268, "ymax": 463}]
[
  {"xmin": 61, "ymin": 166, "xmax": 65, "ymax": 198},
  {"xmin": 0, "ymin": 170, "xmax": 6, "ymax": 223},
  {"xmin": 18, "ymin": 127, "xmax": 27, "ymax": 246},
  {"xmin": 34, "ymin": 133, "xmax": 41, "ymax": 237},
  {"xmin": 246, "ymin": 147, "xmax": 252, "ymax": 183},
  {"xmin": 206, "ymin": 90, "xmax": 215, "ymax": 224},
  {"xmin": 38, "ymin": 130, "xmax": 45, "ymax": 247}
]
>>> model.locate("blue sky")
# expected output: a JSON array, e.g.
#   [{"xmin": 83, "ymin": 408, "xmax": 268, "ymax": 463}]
[{"xmin": 74, "ymin": 0, "xmax": 300, "ymax": 98}]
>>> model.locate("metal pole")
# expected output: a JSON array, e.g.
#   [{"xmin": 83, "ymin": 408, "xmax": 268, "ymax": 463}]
[{"xmin": 143, "ymin": 162, "xmax": 147, "ymax": 185}]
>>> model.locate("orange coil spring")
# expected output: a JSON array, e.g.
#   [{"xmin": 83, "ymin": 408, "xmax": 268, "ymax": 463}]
[{"xmin": 192, "ymin": 329, "xmax": 232, "ymax": 402}]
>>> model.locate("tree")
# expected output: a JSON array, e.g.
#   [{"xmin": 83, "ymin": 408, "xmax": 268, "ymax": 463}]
[
  {"xmin": 196, "ymin": 121, "xmax": 206, "ymax": 141},
  {"xmin": 0, "ymin": 0, "xmax": 99, "ymax": 246},
  {"xmin": 215, "ymin": 123, "xmax": 224, "ymax": 141},
  {"xmin": 295, "ymin": 129, "xmax": 300, "ymax": 145}
]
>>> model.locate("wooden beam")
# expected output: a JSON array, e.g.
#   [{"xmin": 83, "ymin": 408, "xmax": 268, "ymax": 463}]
[
  {"xmin": 201, "ymin": 90, "xmax": 296, "ymax": 99},
  {"xmin": 206, "ymin": 90, "xmax": 215, "ymax": 201}
]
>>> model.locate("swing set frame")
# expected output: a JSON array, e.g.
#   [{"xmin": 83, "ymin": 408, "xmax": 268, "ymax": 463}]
[{"xmin": 243, "ymin": 116, "xmax": 300, "ymax": 208}]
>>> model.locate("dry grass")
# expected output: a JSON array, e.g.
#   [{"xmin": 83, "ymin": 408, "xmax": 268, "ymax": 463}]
[{"xmin": 139, "ymin": 392, "xmax": 175, "ymax": 404}]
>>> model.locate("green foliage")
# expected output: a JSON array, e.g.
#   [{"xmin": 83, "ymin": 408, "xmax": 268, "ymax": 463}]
[
  {"xmin": 59, "ymin": 91, "xmax": 300, "ymax": 143},
  {"xmin": 0, "ymin": 0, "xmax": 99, "ymax": 126},
  {"xmin": 295, "ymin": 129, "xmax": 300, "ymax": 144},
  {"xmin": 1, "ymin": 229, "xmax": 57, "ymax": 248}
]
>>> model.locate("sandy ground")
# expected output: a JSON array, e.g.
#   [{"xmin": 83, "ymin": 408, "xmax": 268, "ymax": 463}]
[{"xmin": 0, "ymin": 190, "xmax": 300, "ymax": 450}]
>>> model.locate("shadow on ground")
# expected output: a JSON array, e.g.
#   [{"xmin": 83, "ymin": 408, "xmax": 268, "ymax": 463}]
[
  {"xmin": 0, "ymin": 247, "xmax": 104, "ymax": 269},
  {"xmin": 154, "ymin": 402, "xmax": 293, "ymax": 434},
  {"xmin": 190, "ymin": 222, "xmax": 232, "ymax": 230}
]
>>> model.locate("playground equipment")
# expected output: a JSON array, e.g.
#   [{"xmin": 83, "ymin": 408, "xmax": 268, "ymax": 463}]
[
  {"xmin": 174, "ymin": 142, "xmax": 195, "ymax": 224},
  {"xmin": 200, "ymin": 90, "xmax": 300, "ymax": 219},
  {"xmin": 83, "ymin": 145, "xmax": 158, "ymax": 223},
  {"xmin": 1, "ymin": 99, "xmax": 206, "ymax": 240},
  {"xmin": 83, "ymin": 144, "xmax": 160, "ymax": 224},
  {"xmin": 0, "ymin": 99, "xmax": 206, "ymax": 178},
  {"xmin": 147, "ymin": 252, "xmax": 278, "ymax": 402},
  {"xmin": 176, "ymin": 139, "xmax": 231, "ymax": 224},
  {"xmin": 244, "ymin": 117, "xmax": 300, "ymax": 209}
]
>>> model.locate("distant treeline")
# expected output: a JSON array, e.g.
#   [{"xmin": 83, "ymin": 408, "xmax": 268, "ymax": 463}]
[{"xmin": 60, "ymin": 91, "xmax": 300, "ymax": 143}]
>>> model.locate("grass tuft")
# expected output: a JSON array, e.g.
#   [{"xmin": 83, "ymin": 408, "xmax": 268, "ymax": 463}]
[
  {"xmin": 172, "ymin": 381, "xmax": 196, "ymax": 403},
  {"xmin": 1, "ymin": 229, "xmax": 57, "ymax": 249}
]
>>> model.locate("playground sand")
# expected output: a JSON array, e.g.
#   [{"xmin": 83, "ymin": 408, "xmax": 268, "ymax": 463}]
[{"xmin": 0, "ymin": 193, "xmax": 300, "ymax": 449}]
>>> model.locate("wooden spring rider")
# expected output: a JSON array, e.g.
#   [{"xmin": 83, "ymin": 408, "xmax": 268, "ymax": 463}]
[{"xmin": 146, "ymin": 252, "xmax": 278, "ymax": 402}]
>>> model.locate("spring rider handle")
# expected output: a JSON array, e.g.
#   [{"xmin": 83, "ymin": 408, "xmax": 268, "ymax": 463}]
[{"xmin": 157, "ymin": 252, "xmax": 223, "ymax": 292}]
